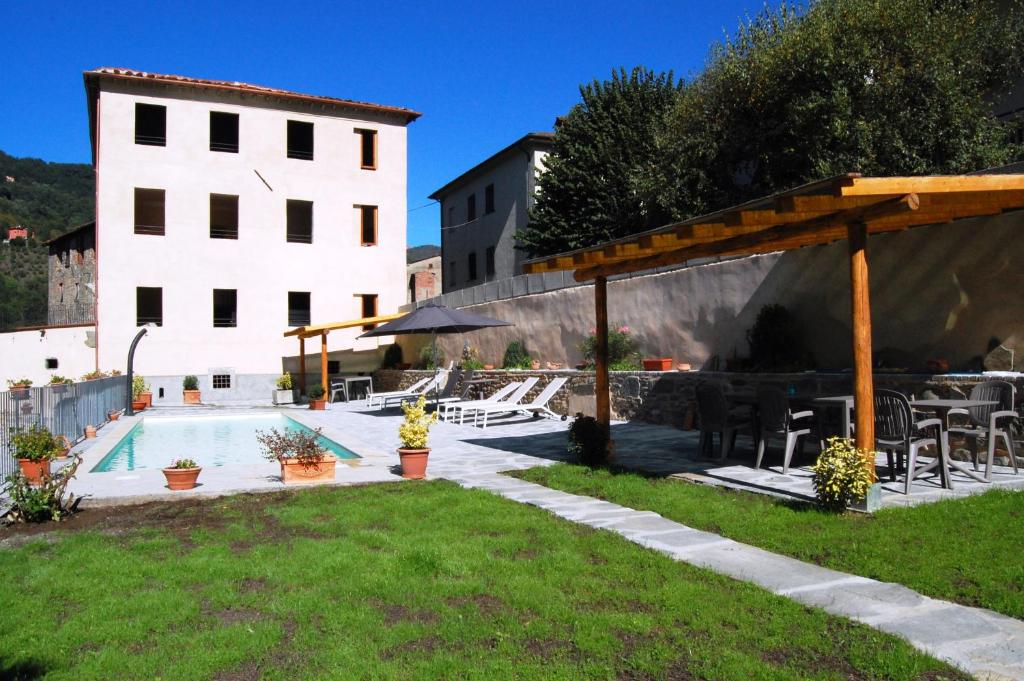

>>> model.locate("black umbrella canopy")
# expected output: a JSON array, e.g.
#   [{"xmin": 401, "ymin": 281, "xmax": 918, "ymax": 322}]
[{"xmin": 357, "ymin": 303, "xmax": 512, "ymax": 338}]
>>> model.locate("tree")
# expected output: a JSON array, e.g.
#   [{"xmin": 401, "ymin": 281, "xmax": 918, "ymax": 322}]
[
  {"xmin": 516, "ymin": 68, "xmax": 683, "ymax": 257},
  {"xmin": 654, "ymin": 0, "xmax": 1024, "ymax": 218}
]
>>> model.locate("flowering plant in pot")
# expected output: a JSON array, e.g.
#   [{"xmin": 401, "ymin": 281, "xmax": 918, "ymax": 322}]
[
  {"xmin": 49, "ymin": 375, "xmax": 73, "ymax": 394},
  {"xmin": 162, "ymin": 458, "xmax": 202, "ymax": 491},
  {"xmin": 7, "ymin": 378, "xmax": 32, "ymax": 399},
  {"xmin": 257, "ymin": 427, "xmax": 336, "ymax": 484},
  {"xmin": 182, "ymin": 375, "xmax": 201, "ymax": 404},
  {"xmin": 273, "ymin": 372, "xmax": 294, "ymax": 405},
  {"xmin": 132, "ymin": 375, "xmax": 152, "ymax": 408},
  {"xmin": 397, "ymin": 395, "xmax": 438, "ymax": 479},
  {"xmin": 307, "ymin": 384, "xmax": 327, "ymax": 410},
  {"xmin": 107, "ymin": 409, "xmax": 122, "ymax": 421},
  {"xmin": 10, "ymin": 424, "xmax": 60, "ymax": 485}
]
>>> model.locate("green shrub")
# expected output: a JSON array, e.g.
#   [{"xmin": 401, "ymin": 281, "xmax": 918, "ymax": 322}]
[
  {"xmin": 276, "ymin": 373, "xmax": 293, "ymax": 390},
  {"xmin": 502, "ymin": 340, "xmax": 532, "ymax": 369},
  {"xmin": 182, "ymin": 375, "xmax": 199, "ymax": 391},
  {"xmin": 6, "ymin": 378, "xmax": 32, "ymax": 388},
  {"xmin": 419, "ymin": 345, "xmax": 445, "ymax": 370},
  {"xmin": 168, "ymin": 458, "xmax": 199, "ymax": 469},
  {"xmin": 3, "ymin": 455, "xmax": 82, "ymax": 523},
  {"xmin": 49, "ymin": 375, "xmax": 73, "ymax": 385},
  {"xmin": 10, "ymin": 425, "xmax": 60, "ymax": 462},
  {"xmin": 382, "ymin": 343, "xmax": 404, "ymax": 369},
  {"xmin": 460, "ymin": 344, "xmax": 485, "ymax": 370},
  {"xmin": 811, "ymin": 437, "xmax": 873, "ymax": 512},
  {"xmin": 308, "ymin": 384, "xmax": 326, "ymax": 400},
  {"xmin": 256, "ymin": 427, "xmax": 325, "ymax": 465},
  {"xmin": 568, "ymin": 414, "xmax": 610, "ymax": 468},
  {"xmin": 746, "ymin": 304, "xmax": 813, "ymax": 371},
  {"xmin": 131, "ymin": 375, "xmax": 149, "ymax": 398},
  {"xmin": 579, "ymin": 324, "xmax": 641, "ymax": 370}
]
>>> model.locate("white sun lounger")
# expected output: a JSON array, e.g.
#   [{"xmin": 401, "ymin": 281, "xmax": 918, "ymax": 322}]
[
  {"xmin": 378, "ymin": 371, "xmax": 448, "ymax": 410},
  {"xmin": 465, "ymin": 377, "xmax": 568, "ymax": 429},
  {"xmin": 365, "ymin": 376, "xmax": 432, "ymax": 408},
  {"xmin": 446, "ymin": 377, "xmax": 539, "ymax": 425},
  {"xmin": 439, "ymin": 381, "xmax": 521, "ymax": 420}
]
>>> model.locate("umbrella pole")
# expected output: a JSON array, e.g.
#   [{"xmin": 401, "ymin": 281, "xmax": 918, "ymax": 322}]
[{"xmin": 431, "ymin": 330, "xmax": 439, "ymax": 410}]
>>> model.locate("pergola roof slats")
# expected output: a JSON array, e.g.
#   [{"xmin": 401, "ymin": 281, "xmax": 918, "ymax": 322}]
[{"xmin": 283, "ymin": 313, "xmax": 405, "ymax": 339}]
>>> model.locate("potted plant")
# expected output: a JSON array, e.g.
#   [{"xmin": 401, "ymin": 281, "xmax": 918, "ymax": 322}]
[
  {"xmin": 49, "ymin": 375, "xmax": 73, "ymax": 394},
  {"xmin": 642, "ymin": 358, "xmax": 673, "ymax": 371},
  {"xmin": 397, "ymin": 394, "xmax": 438, "ymax": 479},
  {"xmin": 84, "ymin": 425, "xmax": 97, "ymax": 438},
  {"xmin": 182, "ymin": 375, "xmax": 201, "ymax": 404},
  {"xmin": 257, "ymin": 427, "xmax": 336, "ymax": 484},
  {"xmin": 7, "ymin": 378, "xmax": 32, "ymax": 399},
  {"xmin": 107, "ymin": 409, "xmax": 122, "ymax": 421},
  {"xmin": 307, "ymin": 384, "xmax": 327, "ymax": 410},
  {"xmin": 273, "ymin": 372, "xmax": 294, "ymax": 405},
  {"xmin": 132, "ymin": 375, "xmax": 149, "ymax": 411},
  {"xmin": 502, "ymin": 340, "xmax": 532, "ymax": 370},
  {"xmin": 81, "ymin": 370, "xmax": 107, "ymax": 381},
  {"xmin": 55, "ymin": 435, "xmax": 72, "ymax": 459},
  {"xmin": 10, "ymin": 424, "xmax": 59, "ymax": 485},
  {"xmin": 162, "ymin": 458, "xmax": 202, "ymax": 491}
]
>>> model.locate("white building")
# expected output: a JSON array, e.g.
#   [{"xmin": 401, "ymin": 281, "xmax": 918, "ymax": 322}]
[{"xmin": 78, "ymin": 67, "xmax": 420, "ymax": 403}]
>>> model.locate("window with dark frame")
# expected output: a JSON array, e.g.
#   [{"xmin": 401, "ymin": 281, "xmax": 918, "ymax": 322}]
[
  {"xmin": 468, "ymin": 252, "xmax": 478, "ymax": 281},
  {"xmin": 213, "ymin": 289, "xmax": 237, "ymax": 328},
  {"xmin": 136, "ymin": 287, "xmax": 163, "ymax": 326},
  {"xmin": 359, "ymin": 205, "xmax": 377, "ymax": 245},
  {"xmin": 327, "ymin": 360, "xmax": 340, "ymax": 374},
  {"xmin": 210, "ymin": 194, "xmax": 239, "ymax": 239},
  {"xmin": 467, "ymin": 193, "xmax": 476, "ymax": 221},
  {"xmin": 485, "ymin": 183, "xmax": 495, "ymax": 214},
  {"xmin": 485, "ymin": 246, "xmax": 495, "ymax": 278},
  {"xmin": 356, "ymin": 128, "xmax": 377, "ymax": 169},
  {"xmin": 288, "ymin": 291, "xmax": 311, "ymax": 326},
  {"xmin": 287, "ymin": 120, "xmax": 314, "ymax": 160},
  {"xmin": 212, "ymin": 374, "xmax": 231, "ymax": 389},
  {"xmin": 209, "ymin": 111, "xmax": 239, "ymax": 153},
  {"xmin": 286, "ymin": 199, "xmax": 313, "ymax": 243},
  {"xmin": 134, "ymin": 188, "xmax": 165, "ymax": 235},
  {"xmin": 359, "ymin": 294, "xmax": 378, "ymax": 330},
  {"xmin": 135, "ymin": 103, "xmax": 166, "ymax": 146}
]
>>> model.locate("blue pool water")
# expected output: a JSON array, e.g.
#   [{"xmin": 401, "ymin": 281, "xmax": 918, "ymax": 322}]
[{"xmin": 91, "ymin": 414, "xmax": 357, "ymax": 472}]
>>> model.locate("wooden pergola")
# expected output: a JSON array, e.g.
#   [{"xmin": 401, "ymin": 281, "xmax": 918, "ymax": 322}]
[
  {"xmin": 523, "ymin": 173, "xmax": 1024, "ymax": 474},
  {"xmin": 283, "ymin": 313, "xmax": 404, "ymax": 394}
]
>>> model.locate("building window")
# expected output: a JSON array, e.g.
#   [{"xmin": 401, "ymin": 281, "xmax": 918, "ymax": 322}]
[
  {"xmin": 468, "ymin": 252, "xmax": 478, "ymax": 281},
  {"xmin": 358, "ymin": 205, "xmax": 377, "ymax": 246},
  {"xmin": 449, "ymin": 261, "xmax": 456, "ymax": 286},
  {"xmin": 210, "ymin": 194, "xmax": 238, "ymax": 239},
  {"xmin": 212, "ymin": 374, "xmax": 231, "ymax": 389},
  {"xmin": 485, "ymin": 184, "xmax": 495, "ymax": 214},
  {"xmin": 286, "ymin": 199, "xmax": 313, "ymax": 243},
  {"xmin": 486, "ymin": 246, "xmax": 495, "ymax": 278},
  {"xmin": 327, "ymin": 360, "xmax": 340, "ymax": 374},
  {"xmin": 210, "ymin": 111, "xmax": 239, "ymax": 153},
  {"xmin": 288, "ymin": 291, "xmax": 311, "ymax": 326},
  {"xmin": 136, "ymin": 287, "xmax": 163, "ymax": 326},
  {"xmin": 135, "ymin": 103, "xmax": 166, "ymax": 146},
  {"xmin": 45, "ymin": 357, "xmax": 58, "ymax": 370},
  {"xmin": 213, "ymin": 289, "xmax": 237, "ymax": 328},
  {"xmin": 359, "ymin": 294, "xmax": 378, "ymax": 330},
  {"xmin": 467, "ymin": 193, "xmax": 476, "ymax": 221},
  {"xmin": 134, "ymin": 188, "xmax": 165, "ymax": 236},
  {"xmin": 287, "ymin": 120, "xmax": 314, "ymax": 160},
  {"xmin": 356, "ymin": 128, "xmax": 377, "ymax": 169}
]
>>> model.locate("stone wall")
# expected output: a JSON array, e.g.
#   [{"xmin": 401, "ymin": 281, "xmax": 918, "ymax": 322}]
[{"xmin": 373, "ymin": 368, "xmax": 1024, "ymax": 427}]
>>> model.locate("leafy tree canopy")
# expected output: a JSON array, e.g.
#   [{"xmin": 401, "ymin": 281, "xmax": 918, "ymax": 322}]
[{"xmin": 0, "ymin": 150, "xmax": 94, "ymax": 241}]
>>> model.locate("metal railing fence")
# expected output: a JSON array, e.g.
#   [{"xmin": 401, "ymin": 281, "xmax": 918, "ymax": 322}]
[{"xmin": 0, "ymin": 376, "xmax": 128, "ymax": 479}]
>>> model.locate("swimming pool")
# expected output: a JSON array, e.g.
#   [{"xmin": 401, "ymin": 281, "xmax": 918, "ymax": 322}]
[{"xmin": 91, "ymin": 414, "xmax": 358, "ymax": 472}]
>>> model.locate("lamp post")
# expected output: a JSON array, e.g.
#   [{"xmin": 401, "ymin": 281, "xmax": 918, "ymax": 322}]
[{"xmin": 125, "ymin": 326, "xmax": 150, "ymax": 416}]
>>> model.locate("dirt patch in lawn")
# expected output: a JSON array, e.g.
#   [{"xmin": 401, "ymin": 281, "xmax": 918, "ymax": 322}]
[
  {"xmin": 445, "ymin": 594, "xmax": 508, "ymax": 618},
  {"xmin": 524, "ymin": 637, "xmax": 583, "ymax": 662},
  {"xmin": 370, "ymin": 599, "xmax": 440, "ymax": 626},
  {"xmin": 379, "ymin": 635, "xmax": 444, "ymax": 660},
  {"xmin": 239, "ymin": 577, "xmax": 269, "ymax": 594}
]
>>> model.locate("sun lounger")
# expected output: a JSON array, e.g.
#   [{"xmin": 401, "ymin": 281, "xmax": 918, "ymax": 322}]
[
  {"xmin": 365, "ymin": 376, "xmax": 432, "ymax": 408},
  {"xmin": 465, "ymin": 377, "xmax": 568, "ymax": 429},
  {"xmin": 376, "ymin": 371, "xmax": 448, "ymax": 410},
  {"xmin": 446, "ymin": 377, "xmax": 539, "ymax": 425},
  {"xmin": 439, "ymin": 381, "xmax": 521, "ymax": 420}
]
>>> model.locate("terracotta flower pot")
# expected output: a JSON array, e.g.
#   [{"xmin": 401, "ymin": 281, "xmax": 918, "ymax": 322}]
[
  {"xmin": 530, "ymin": 360, "xmax": 541, "ymax": 370},
  {"xmin": 642, "ymin": 358, "xmax": 673, "ymax": 371},
  {"xmin": 51, "ymin": 383, "xmax": 69, "ymax": 395},
  {"xmin": 84, "ymin": 425, "xmax": 97, "ymax": 439},
  {"xmin": 17, "ymin": 459, "xmax": 50, "ymax": 485},
  {"xmin": 309, "ymin": 399, "xmax": 327, "ymax": 410},
  {"xmin": 279, "ymin": 455, "xmax": 336, "ymax": 484},
  {"xmin": 162, "ymin": 466, "xmax": 202, "ymax": 491},
  {"xmin": 10, "ymin": 384, "xmax": 30, "ymax": 399},
  {"xmin": 483, "ymin": 364, "xmax": 495, "ymax": 370},
  {"xmin": 398, "ymin": 448, "xmax": 430, "ymax": 480},
  {"xmin": 183, "ymin": 390, "xmax": 201, "ymax": 405},
  {"xmin": 139, "ymin": 391, "xmax": 153, "ymax": 408},
  {"xmin": 108, "ymin": 410, "xmax": 121, "ymax": 421},
  {"xmin": 132, "ymin": 400, "xmax": 147, "ymax": 412}
]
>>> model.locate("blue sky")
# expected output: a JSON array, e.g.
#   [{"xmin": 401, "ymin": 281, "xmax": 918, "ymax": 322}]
[{"xmin": 2, "ymin": 0, "xmax": 767, "ymax": 246}]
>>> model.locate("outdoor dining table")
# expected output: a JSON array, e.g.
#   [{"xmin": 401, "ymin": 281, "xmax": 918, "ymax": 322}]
[
  {"xmin": 811, "ymin": 396, "xmax": 855, "ymax": 439},
  {"xmin": 909, "ymin": 398, "xmax": 998, "ymax": 488},
  {"xmin": 329, "ymin": 375, "xmax": 374, "ymax": 403}
]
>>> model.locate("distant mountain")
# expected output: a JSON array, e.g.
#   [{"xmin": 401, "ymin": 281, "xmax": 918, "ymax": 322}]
[
  {"xmin": 0, "ymin": 150, "xmax": 94, "ymax": 242},
  {"xmin": 407, "ymin": 244, "xmax": 441, "ymax": 264}
]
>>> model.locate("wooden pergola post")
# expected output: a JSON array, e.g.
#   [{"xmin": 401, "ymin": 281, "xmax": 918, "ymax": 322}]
[
  {"xmin": 848, "ymin": 221, "xmax": 876, "ymax": 480},
  {"xmin": 298, "ymin": 336, "xmax": 307, "ymax": 395},
  {"xmin": 320, "ymin": 332, "xmax": 328, "ymax": 394},
  {"xmin": 594, "ymin": 276, "xmax": 610, "ymax": 432}
]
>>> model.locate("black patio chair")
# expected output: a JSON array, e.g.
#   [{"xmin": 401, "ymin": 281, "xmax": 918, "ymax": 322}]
[
  {"xmin": 695, "ymin": 383, "xmax": 753, "ymax": 461},
  {"xmin": 874, "ymin": 389, "xmax": 943, "ymax": 494},
  {"xmin": 754, "ymin": 387, "xmax": 814, "ymax": 474},
  {"xmin": 947, "ymin": 381, "xmax": 1019, "ymax": 480}
]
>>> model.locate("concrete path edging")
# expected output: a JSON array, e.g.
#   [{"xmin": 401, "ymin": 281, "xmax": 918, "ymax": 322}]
[{"xmin": 447, "ymin": 470, "xmax": 1024, "ymax": 681}]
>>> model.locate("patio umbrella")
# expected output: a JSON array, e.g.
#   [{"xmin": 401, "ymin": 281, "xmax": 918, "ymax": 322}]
[{"xmin": 358, "ymin": 303, "xmax": 512, "ymax": 369}]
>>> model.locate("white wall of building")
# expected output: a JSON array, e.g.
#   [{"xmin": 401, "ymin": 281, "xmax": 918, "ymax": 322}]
[
  {"xmin": 0, "ymin": 326, "xmax": 96, "ymax": 387},
  {"xmin": 93, "ymin": 81, "xmax": 409, "ymax": 380}
]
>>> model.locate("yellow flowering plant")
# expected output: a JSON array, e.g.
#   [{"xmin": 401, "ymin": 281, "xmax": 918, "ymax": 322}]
[
  {"xmin": 399, "ymin": 395, "xmax": 438, "ymax": 449},
  {"xmin": 811, "ymin": 437, "xmax": 873, "ymax": 512}
]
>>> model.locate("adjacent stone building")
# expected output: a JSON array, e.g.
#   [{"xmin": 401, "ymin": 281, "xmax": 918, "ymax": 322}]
[
  {"xmin": 44, "ymin": 220, "xmax": 96, "ymax": 325},
  {"xmin": 406, "ymin": 244, "xmax": 441, "ymax": 303}
]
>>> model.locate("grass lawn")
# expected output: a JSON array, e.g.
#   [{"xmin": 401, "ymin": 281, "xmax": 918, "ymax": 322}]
[
  {"xmin": 513, "ymin": 464, "xmax": 1024, "ymax": 620},
  {"xmin": 0, "ymin": 481, "xmax": 968, "ymax": 680}
]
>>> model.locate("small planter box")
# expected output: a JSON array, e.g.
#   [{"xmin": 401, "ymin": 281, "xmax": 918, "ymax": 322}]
[
  {"xmin": 273, "ymin": 389, "xmax": 294, "ymax": 405},
  {"xmin": 642, "ymin": 358, "xmax": 673, "ymax": 371},
  {"xmin": 279, "ymin": 456, "xmax": 336, "ymax": 484},
  {"xmin": 183, "ymin": 390, "xmax": 201, "ymax": 405}
]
